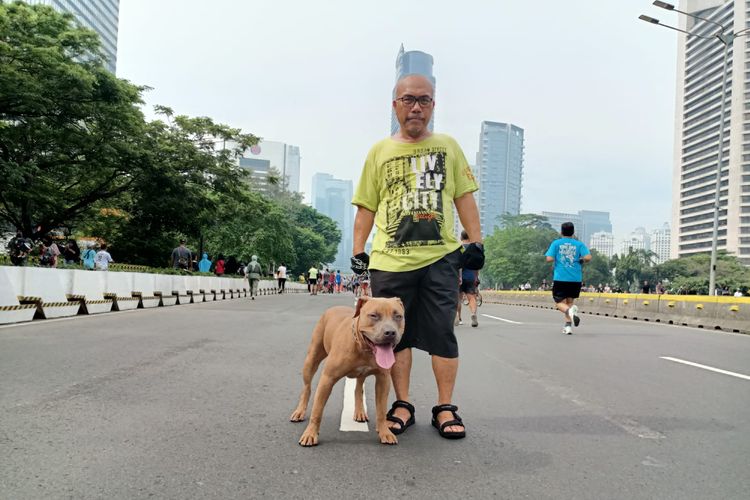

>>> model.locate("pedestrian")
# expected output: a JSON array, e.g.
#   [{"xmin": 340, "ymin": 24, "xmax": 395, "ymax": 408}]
[
  {"xmin": 642, "ymin": 280, "xmax": 650, "ymax": 294},
  {"xmin": 456, "ymin": 230, "xmax": 480, "ymax": 327},
  {"xmin": 351, "ymin": 74, "xmax": 482, "ymax": 440},
  {"xmin": 198, "ymin": 253, "xmax": 212, "ymax": 273},
  {"xmin": 94, "ymin": 243, "xmax": 113, "ymax": 271},
  {"xmin": 7, "ymin": 229, "xmax": 32, "ymax": 266},
  {"xmin": 544, "ymin": 222, "xmax": 591, "ymax": 335},
  {"xmin": 245, "ymin": 255, "xmax": 262, "ymax": 300},
  {"xmin": 307, "ymin": 265, "xmax": 319, "ymax": 295},
  {"xmin": 277, "ymin": 262, "xmax": 287, "ymax": 294},
  {"xmin": 215, "ymin": 254, "xmax": 225, "ymax": 276},
  {"xmin": 171, "ymin": 239, "xmax": 192, "ymax": 270},
  {"xmin": 62, "ymin": 240, "xmax": 80, "ymax": 265},
  {"xmin": 39, "ymin": 237, "xmax": 60, "ymax": 267},
  {"xmin": 81, "ymin": 243, "xmax": 96, "ymax": 270},
  {"xmin": 335, "ymin": 270, "xmax": 342, "ymax": 293},
  {"xmin": 225, "ymin": 256, "xmax": 240, "ymax": 276}
]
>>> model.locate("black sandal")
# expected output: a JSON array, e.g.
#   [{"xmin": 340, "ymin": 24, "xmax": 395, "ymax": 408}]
[
  {"xmin": 431, "ymin": 404, "xmax": 466, "ymax": 439},
  {"xmin": 386, "ymin": 400, "xmax": 415, "ymax": 435}
]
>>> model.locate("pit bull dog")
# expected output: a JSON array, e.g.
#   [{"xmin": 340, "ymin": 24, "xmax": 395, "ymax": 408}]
[{"xmin": 290, "ymin": 296, "xmax": 405, "ymax": 446}]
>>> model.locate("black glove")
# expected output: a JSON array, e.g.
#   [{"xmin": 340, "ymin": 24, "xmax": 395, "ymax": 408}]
[
  {"xmin": 461, "ymin": 242, "xmax": 485, "ymax": 270},
  {"xmin": 579, "ymin": 258, "xmax": 585, "ymax": 265},
  {"xmin": 351, "ymin": 252, "xmax": 370, "ymax": 275}
]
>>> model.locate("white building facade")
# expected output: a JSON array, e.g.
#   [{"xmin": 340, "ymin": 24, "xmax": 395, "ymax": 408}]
[
  {"xmin": 238, "ymin": 140, "xmax": 301, "ymax": 193},
  {"xmin": 650, "ymin": 223, "xmax": 672, "ymax": 264},
  {"xmin": 590, "ymin": 231, "xmax": 615, "ymax": 258},
  {"xmin": 671, "ymin": 0, "xmax": 750, "ymax": 264}
]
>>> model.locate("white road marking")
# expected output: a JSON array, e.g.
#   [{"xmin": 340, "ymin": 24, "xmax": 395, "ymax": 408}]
[
  {"xmin": 339, "ymin": 377, "xmax": 369, "ymax": 432},
  {"xmin": 660, "ymin": 357, "xmax": 750, "ymax": 381},
  {"xmin": 481, "ymin": 314, "xmax": 523, "ymax": 325}
]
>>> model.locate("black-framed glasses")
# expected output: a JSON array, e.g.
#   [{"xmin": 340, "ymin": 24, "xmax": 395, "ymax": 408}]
[{"xmin": 396, "ymin": 95, "xmax": 433, "ymax": 107}]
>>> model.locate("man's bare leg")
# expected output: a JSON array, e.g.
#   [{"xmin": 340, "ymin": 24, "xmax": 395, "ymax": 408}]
[
  {"xmin": 432, "ymin": 355, "xmax": 464, "ymax": 433},
  {"xmin": 387, "ymin": 348, "xmax": 412, "ymax": 431}
]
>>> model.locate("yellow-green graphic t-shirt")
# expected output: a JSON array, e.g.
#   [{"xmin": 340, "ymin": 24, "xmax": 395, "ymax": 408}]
[{"xmin": 352, "ymin": 134, "xmax": 479, "ymax": 272}]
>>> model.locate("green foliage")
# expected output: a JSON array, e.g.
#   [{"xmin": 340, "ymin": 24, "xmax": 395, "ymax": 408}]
[
  {"xmin": 612, "ymin": 249, "xmax": 657, "ymax": 292},
  {"xmin": 483, "ymin": 218, "xmax": 558, "ymax": 288},
  {"xmin": 499, "ymin": 213, "xmax": 554, "ymax": 231},
  {"xmin": 583, "ymin": 249, "xmax": 612, "ymax": 287},
  {"xmin": 657, "ymin": 252, "xmax": 750, "ymax": 294}
]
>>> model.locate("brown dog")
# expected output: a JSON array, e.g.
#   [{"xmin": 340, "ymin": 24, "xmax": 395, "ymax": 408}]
[{"xmin": 290, "ymin": 296, "xmax": 405, "ymax": 446}]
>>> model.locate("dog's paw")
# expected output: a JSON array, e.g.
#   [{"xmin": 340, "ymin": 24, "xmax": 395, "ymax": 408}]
[
  {"xmin": 289, "ymin": 409, "xmax": 306, "ymax": 422},
  {"xmin": 298, "ymin": 430, "xmax": 319, "ymax": 447},
  {"xmin": 353, "ymin": 410, "xmax": 369, "ymax": 422},
  {"xmin": 378, "ymin": 430, "xmax": 398, "ymax": 445}
]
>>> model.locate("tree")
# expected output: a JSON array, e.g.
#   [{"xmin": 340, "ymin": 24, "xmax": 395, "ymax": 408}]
[
  {"xmin": 657, "ymin": 252, "xmax": 750, "ymax": 294},
  {"xmin": 0, "ymin": 2, "xmax": 148, "ymax": 238},
  {"xmin": 499, "ymin": 213, "xmax": 554, "ymax": 231},
  {"xmin": 612, "ymin": 249, "xmax": 657, "ymax": 292},
  {"xmin": 583, "ymin": 249, "xmax": 613, "ymax": 288},
  {"xmin": 483, "ymin": 223, "xmax": 558, "ymax": 288}
]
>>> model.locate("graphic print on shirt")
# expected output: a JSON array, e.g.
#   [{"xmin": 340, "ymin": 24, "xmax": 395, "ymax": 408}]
[
  {"xmin": 558, "ymin": 242, "xmax": 577, "ymax": 267},
  {"xmin": 383, "ymin": 148, "xmax": 447, "ymax": 249}
]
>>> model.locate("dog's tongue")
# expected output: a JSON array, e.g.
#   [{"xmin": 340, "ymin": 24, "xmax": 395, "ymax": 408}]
[{"xmin": 373, "ymin": 344, "xmax": 396, "ymax": 369}]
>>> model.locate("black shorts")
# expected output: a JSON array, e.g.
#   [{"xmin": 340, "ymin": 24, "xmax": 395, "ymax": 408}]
[
  {"xmin": 459, "ymin": 281, "xmax": 477, "ymax": 294},
  {"xmin": 370, "ymin": 249, "xmax": 461, "ymax": 358},
  {"xmin": 552, "ymin": 280, "xmax": 582, "ymax": 303}
]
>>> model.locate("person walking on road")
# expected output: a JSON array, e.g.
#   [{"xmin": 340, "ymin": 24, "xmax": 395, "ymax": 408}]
[
  {"xmin": 7, "ymin": 229, "xmax": 32, "ymax": 266},
  {"xmin": 456, "ymin": 230, "xmax": 480, "ymax": 328},
  {"xmin": 277, "ymin": 263, "xmax": 287, "ymax": 294},
  {"xmin": 245, "ymin": 255, "xmax": 262, "ymax": 300},
  {"xmin": 81, "ymin": 243, "xmax": 96, "ymax": 270},
  {"xmin": 351, "ymin": 74, "xmax": 483, "ymax": 440},
  {"xmin": 307, "ymin": 265, "xmax": 319, "ymax": 295},
  {"xmin": 545, "ymin": 222, "xmax": 591, "ymax": 335},
  {"xmin": 94, "ymin": 243, "xmax": 113, "ymax": 271},
  {"xmin": 198, "ymin": 253, "xmax": 212, "ymax": 273},
  {"xmin": 171, "ymin": 239, "xmax": 192, "ymax": 270}
]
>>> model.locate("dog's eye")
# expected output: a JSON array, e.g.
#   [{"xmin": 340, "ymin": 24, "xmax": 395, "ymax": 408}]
[
  {"xmin": 368, "ymin": 313, "xmax": 380, "ymax": 320},
  {"xmin": 394, "ymin": 314, "xmax": 403, "ymax": 321}
]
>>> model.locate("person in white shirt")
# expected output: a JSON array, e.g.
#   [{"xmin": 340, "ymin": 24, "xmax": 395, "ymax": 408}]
[
  {"xmin": 277, "ymin": 263, "xmax": 287, "ymax": 294},
  {"xmin": 94, "ymin": 243, "xmax": 113, "ymax": 271},
  {"xmin": 734, "ymin": 290, "xmax": 744, "ymax": 297}
]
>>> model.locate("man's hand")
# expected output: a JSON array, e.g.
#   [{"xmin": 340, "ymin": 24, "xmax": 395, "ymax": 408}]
[
  {"xmin": 461, "ymin": 242, "xmax": 484, "ymax": 270},
  {"xmin": 351, "ymin": 252, "xmax": 370, "ymax": 275}
]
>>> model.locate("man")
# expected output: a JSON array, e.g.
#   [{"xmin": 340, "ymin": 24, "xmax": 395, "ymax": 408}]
[
  {"xmin": 171, "ymin": 239, "xmax": 192, "ymax": 270},
  {"xmin": 456, "ymin": 230, "xmax": 480, "ymax": 327},
  {"xmin": 545, "ymin": 222, "xmax": 591, "ymax": 335},
  {"xmin": 7, "ymin": 229, "xmax": 32, "ymax": 266},
  {"xmin": 351, "ymin": 74, "xmax": 483, "ymax": 440},
  {"xmin": 94, "ymin": 243, "xmax": 113, "ymax": 271},
  {"xmin": 277, "ymin": 262, "xmax": 287, "ymax": 294},
  {"xmin": 245, "ymin": 255, "xmax": 262, "ymax": 300},
  {"xmin": 307, "ymin": 265, "xmax": 319, "ymax": 295}
]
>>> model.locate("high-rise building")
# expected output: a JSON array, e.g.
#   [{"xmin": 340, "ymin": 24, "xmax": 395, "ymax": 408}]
[
  {"xmin": 541, "ymin": 210, "xmax": 612, "ymax": 246},
  {"xmin": 621, "ymin": 227, "xmax": 650, "ymax": 255},
  {"xmin": 312, "ymin": 173, "xmax": 353, "ymax": 270},
  {"xmin": 651, "ymin": 223, "xmax": 672, "ymax": 264},
  {"xmin": 24, "ymin": 0, "xmax": 120, "ymax": 74},
  {"xmin": 239, "ymin": 140, "xmax": 301, "ymax": 193},
  {"xmin": 390, "ymin": 44, "xmax": 435, "ymax": 135},
  {"xmin": 476, "ymin": 122, "xmax": 524, "ymax": 236},
  {"xmin": 590, "ymin": 231, "xmax": 615, "ymax": 258},
  {"xmin": 671, "ymin": 0, "xmax": 750, "ymax": 264}
]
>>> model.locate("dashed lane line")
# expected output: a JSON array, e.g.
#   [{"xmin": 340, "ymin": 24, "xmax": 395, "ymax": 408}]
[
  {"xmin": 339, "ymin": 377, "xmax": 369, "ymax": 432},
  {"xmin": 481, "ymin": 314, "xmax": 523, "ymax": 325},
  {"xmin": 660, "ymin": 356, "xmax": 750, "ymax": 381}
]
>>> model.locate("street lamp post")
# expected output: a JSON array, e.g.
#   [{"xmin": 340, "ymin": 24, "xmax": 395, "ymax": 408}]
[{"xmin": 640, "ymin": 1, "xmax": 749, "ymax": 295}]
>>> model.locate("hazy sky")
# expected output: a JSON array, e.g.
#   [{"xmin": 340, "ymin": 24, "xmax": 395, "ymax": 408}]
[{"xmin": 117, "ymin": 0, "xmax": 678, "ymax": 242}]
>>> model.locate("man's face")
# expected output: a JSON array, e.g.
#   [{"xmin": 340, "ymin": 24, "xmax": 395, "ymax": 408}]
[{"xmin": 393, "ymin": 75, "xmax": 434, "ymax": 139}]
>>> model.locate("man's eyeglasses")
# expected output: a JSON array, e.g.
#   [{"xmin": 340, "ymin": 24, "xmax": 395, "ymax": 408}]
[{"xmin": 396, "ymin": 95, "xmax": 433, "ymax": 107}]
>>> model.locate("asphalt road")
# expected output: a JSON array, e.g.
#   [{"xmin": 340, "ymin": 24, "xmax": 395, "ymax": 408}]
[{"xmin": 1, "ymin": 293, "xmax": 748, "ymax": 499}]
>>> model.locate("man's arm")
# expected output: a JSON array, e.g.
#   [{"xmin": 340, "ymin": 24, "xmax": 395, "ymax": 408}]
[
  {"xmin": 353, "ymin": 206, "xmax": 375, "ymax": 255},
  {"xmin": 546, "ymin": 256, "xmax": 554, "ymax": 262},
  {"xmin": 454, "ymin": 192, "xmax": 481, "ymax": 242}
]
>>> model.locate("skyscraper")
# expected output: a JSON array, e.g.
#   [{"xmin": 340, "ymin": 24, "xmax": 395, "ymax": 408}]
[
  {"xmin": 390, "ymin": 44, "xmax": 435, "ymax": 135},
  {"xmin": 590, "ymin": 232, "xmax": 615, "ymax": 258},
  {"xmin": 651, "ymin": 223, "xmax": 672, "ymax": 264},
  {"xmin": 671, "ymin": 0, "xmax": 750, "ymax": 264},
  {"xmin": 241, "ymin": 140, "xmax": 301, "ymax": 193},
  {"xmin": 476, "ymin": 122, "xmax": 524, "ymax": 236},
  {"xmin": 542, "ymin": 210, "xmax": 613, "ymax": 247},
  {"xmin": 312, "ymin": 173, "xmax": 354, "ymax": 269},
  {"xmin": 24, "ymin": 0, "xmax": 120, "ymax": 74},
  {"xmin": 621, "ymin": 227, "xmax": 650, "ymax": 255}
]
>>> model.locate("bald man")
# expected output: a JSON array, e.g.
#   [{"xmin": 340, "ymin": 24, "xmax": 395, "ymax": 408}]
[{"xmin": 351, "ymin": 74, "xmax": 484, "ymax": 440}]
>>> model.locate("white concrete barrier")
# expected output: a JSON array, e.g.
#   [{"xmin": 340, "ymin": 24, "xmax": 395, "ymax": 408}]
[
  {"xmin": 1, "ymin": 266, "xmax": 79, "ymax": 319},
  {"xmin": 169, "ymin": 276, "xmax": 190, "ymax": 305},
  {"xmin": 65, "ymin": 269, "xmax": 113, "ymax": 314},
  {"xmin": 198, "ymin": 276, "xmax": 215, "ymax": 301},
  {"xmin": 0, "ymin": 267, "xmax": 36, "ymax": 324},
  {"xmin": 153, "ymin": 275, "xmax": 178, "ymax": 306},
  {"xmin": 185, "ymin": 276, "xmax": 203, "ymax": 303},
  {"xmin": 104, "ymin": 272, "xmax": 140, "ymax": 311},
  {"xmin": 132, "ymin": 272, "xmax": 160, "ymax": 308}
]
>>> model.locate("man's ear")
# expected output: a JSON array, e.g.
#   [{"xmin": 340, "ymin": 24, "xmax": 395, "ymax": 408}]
[{"xmin": 354, "ymin": 296, "xmax": 371, "ymax": 317}]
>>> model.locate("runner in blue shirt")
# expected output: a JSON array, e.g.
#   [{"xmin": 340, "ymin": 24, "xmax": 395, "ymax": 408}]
[{"xmin": 545, "ymin": 222, "xmax": 591, "ymax": 334}]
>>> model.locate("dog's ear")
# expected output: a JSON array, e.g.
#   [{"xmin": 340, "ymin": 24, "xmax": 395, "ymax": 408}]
[
  {"xmin": 391, "ymin": 297, "xmax": 405, "ymax": 314},
  {"xmin": 354, "ymin": 296, "xmax": 371, "ymax": 317}
]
